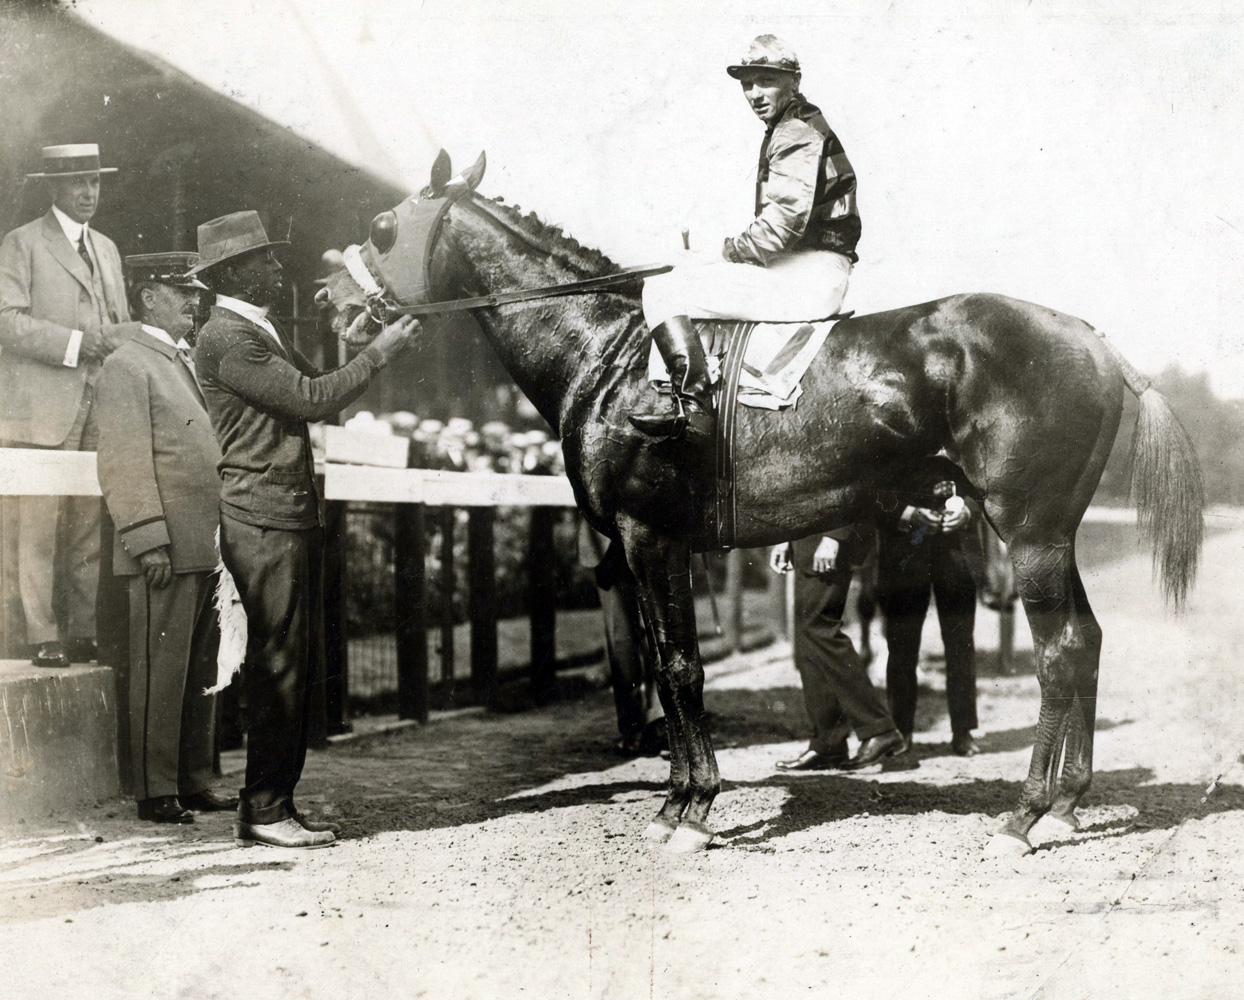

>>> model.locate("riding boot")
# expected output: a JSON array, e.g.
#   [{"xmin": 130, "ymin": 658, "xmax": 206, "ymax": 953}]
[{"xmin": 628, "ymin": 316, "xmax": 714, "ymax": 445}]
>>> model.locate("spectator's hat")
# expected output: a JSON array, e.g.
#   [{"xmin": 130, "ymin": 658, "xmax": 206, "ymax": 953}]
[
  {"xmin": 726, "ymin": 35, "xmax": 801, "ymax": 79},
  {"xmin": 27, "ymin": 143, "xmax": 118, "ymax": 178},
  {"xmin": 124, "ymin": 252, "xmax": 209, "ymax": 290},
  {"xmin": 186, "ymin": 210, "xmax": 290, "ymax": 277}
]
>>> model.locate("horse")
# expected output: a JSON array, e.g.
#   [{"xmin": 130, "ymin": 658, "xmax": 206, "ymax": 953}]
[{"xmin": 318, "ymin": 150, "xmax": 1204, "ymax": 855}]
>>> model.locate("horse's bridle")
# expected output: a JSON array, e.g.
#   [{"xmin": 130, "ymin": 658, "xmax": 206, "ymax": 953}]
[{"xmin": 330, "ymin": 189, "xmax": 671, "ymax": 327}]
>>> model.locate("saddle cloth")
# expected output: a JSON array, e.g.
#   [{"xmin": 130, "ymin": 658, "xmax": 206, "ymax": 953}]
[{"xmin": 646, "ymin": 318, "xmax": 839, "ymax": 410}]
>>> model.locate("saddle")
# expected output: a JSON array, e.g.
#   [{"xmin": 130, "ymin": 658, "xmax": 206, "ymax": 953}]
[{"xmin": 691, "ymin": 313, "xmax": 852, "ymax": 549}]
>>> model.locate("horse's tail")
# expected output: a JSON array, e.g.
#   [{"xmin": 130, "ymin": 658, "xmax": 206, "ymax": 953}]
[{"xmin": 1101, "ymin": 336, "xmax": 1205, "ymax": 605}]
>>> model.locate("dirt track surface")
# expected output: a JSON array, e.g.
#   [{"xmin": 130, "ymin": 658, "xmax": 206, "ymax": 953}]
[{"xmin": 3, "ymin": 530, "xmax": 1244, "ymax": 999}]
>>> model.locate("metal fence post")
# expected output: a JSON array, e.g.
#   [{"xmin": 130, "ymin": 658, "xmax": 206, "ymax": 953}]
[
  {"xmin": 322, "ymin": 499, "xmax": 351, "ymax": 734},
  {"xmin": 468, "ymin": 506, "xmax": 497, "ymax": 705},
  {"xmin": 394, "ymin": 502, "xmax": 428, "ymax": 722},
  {"xmin": 528, "ymin": 506, "xmax": 557, "ymax": 702}
]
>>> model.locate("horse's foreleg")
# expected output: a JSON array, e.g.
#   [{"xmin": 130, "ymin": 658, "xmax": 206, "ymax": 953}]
[
  {"xmin": 992, "ymin": 539, "xmax": 1091, "ymax": 855},
  {"xmin": 619, "ymin": 515, "xmax": 720, "ymax": 853}
]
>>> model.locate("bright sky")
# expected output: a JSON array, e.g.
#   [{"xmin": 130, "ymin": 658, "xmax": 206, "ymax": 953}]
[{"xmin": 79, "ymin": 0, "xmax": 1244, "ymax": 395}]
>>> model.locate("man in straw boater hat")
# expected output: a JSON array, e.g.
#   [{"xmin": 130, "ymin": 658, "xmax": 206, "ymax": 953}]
[
  {"xmin": 630, "ymin": 35, "xmax": 861, "ymax": 445},
  {"xmin": 190, "ymin": 211, "xmax": 417, "ymax": 849},
  {"xmin": 95, "ymin": 252, "xmax": 240, "ymax": 824},
  {"xmin": 0, "ymin": 143, "xmax": 141, "ymax": 668}
]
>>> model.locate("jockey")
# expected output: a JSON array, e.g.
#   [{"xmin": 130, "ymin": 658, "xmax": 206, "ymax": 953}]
[{"xmin": 630, "ymin": 34, "xmax": 861, "ymax": 444}]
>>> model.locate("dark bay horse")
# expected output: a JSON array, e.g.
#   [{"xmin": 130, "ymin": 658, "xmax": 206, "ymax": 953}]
[{"xmin": 320, "ymin": 152, "xmax": 1204, "ymax": 855}]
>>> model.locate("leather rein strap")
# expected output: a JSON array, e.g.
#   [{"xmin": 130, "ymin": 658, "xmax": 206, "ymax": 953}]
[{"xmin": 364, "ymin": 262, "xmax": 673, "ymax": 323}]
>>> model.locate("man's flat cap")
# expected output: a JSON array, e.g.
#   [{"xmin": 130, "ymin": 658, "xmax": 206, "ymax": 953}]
[
  {"xmin": 124, "ymin": 252, "xmax": 209, "ymax": 290},
  {"xmin": 726, "ymin": 35, "xmax": 801, "ymax": 79}
]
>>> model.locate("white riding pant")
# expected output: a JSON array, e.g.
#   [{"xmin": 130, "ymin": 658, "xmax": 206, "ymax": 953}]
[{"xmin": 641, "ymin": 249, "xmax": 853, "ymax": 329}]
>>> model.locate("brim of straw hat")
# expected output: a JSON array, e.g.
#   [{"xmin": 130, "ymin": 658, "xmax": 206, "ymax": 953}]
[{"xmin": 27, "ymin": 167, "xmax": 119, "ymax": 178}]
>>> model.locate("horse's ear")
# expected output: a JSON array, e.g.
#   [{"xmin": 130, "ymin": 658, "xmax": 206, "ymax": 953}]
[
  {"xmin": 461, "ymin": 151, "xmax": 486, "ymax": 190},
  {"xmin": 429, "ymin": 149, "xmax": 452, "ymax": 197},
  {"xmin": 446, "ymin": 151, "xmax": 487, "ymax": 199}
]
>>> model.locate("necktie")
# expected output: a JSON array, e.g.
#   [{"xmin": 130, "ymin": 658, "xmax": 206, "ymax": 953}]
[
  {"xmin": 177, "ymin": 346, "xmax": 197, "ymax": 378},
  {"xmin": 78, "ymin": 232, "xmax": 94, "ymax": 275}
]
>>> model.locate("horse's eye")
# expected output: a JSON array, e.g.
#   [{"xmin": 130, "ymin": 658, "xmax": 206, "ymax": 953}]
[{"xmin": 369, "ymin": 210, "xmax": 397, "ymax": 253}]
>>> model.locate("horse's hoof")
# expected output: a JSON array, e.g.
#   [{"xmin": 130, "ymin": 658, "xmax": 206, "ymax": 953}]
[
  {"xmin": 1033, "ymin": 813, "xmax": 1079, "ymax": 842},
  {"xmin": 643, "ymin": 818, "xmax": 678, "ymax": 844},
  {"xmin": 984, "ymin": 831, "xmax": 1033, "ymax": 857},
  {"xmin": 666, "ymin": 821, "xmax": 713, "ymax": 854}
]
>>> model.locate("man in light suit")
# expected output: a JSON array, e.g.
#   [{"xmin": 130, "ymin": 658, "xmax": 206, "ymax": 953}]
[
  {"xmin": 96, "ymin": 252, "xmax": 238, "ymax": 824},
  {"xmin": 0, "ymin": 144, "xmax": 140, "ymax": 667}
]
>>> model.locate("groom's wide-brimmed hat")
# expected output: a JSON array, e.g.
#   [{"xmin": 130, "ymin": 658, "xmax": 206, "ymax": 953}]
[
  {"xmin": 185, "ymin": 210, "xmax": 290, "ymax": 277},
  {"xmin": 27, "ymin": 143, "xmax": 118, "ymax": 178}
]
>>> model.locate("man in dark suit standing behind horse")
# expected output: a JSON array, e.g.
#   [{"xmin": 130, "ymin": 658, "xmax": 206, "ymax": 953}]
[
  {"xmin": 191, "ymin": 211, "xmax": 417, "ymax": 849},
  {"xmin": 0, "ymin": 144, "xmax": 141, "ymax": 668}
]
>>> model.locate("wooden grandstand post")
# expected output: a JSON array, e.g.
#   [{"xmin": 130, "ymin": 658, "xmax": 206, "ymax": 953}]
[
  {"xmin": 394, "ymin": 502, "xmax": 428, "ymax": 722},
  {"xmin": 468, "ymin": 507, "xmax": 498, "ymax": 704},
  {"xmin": 322, "ymin": 499, "xmax": 351, "ymax": 734},
  {"xmin": 528, "ymin": 506, "xmax": 557, "ymax": 702},
  {"xmin": 438, "ymin": 506, "xmax": 456, "ymax": 692}
]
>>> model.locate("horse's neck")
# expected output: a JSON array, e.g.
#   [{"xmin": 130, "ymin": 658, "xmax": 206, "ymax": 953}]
[{"xmin": 444, "ymin": 201, "xmax": 642, "ymax": 435}]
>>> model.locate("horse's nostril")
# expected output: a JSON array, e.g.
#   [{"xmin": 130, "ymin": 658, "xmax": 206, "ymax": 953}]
[{"xmin": 370, "ymin": 210, "xmax": 398, "ymax": 254}]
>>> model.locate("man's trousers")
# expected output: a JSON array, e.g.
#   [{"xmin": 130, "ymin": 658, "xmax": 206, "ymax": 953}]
[
  {"xmin": 219, "ymin": 513, "xmax": 324, "ymax": 825},
  {"xmin": 10, "ymin": 387, "xmax": 99, "ymax": 646},
  {"xmin": 128, "ymin": 570, "xmax": 218, "ymax": 801},
  {"xmin": 790, "ymin": 535, "xmax": 894, "ymax": 756},
  {"xmin": 877, "ymin": 530, "xmax": 979, "ymax": 738}
]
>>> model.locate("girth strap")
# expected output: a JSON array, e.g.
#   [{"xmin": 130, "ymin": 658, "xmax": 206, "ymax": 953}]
[{"xmin": 713, "ymin": 322, "xmax": 758, "ymax": 550}]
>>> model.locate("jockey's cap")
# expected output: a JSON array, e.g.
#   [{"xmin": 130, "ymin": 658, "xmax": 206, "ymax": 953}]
[{"xmin": 726, "ymin": 35, "xmax": 800, "ymax": 79}]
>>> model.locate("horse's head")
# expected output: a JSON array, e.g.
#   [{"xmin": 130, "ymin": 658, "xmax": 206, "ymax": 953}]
[{"xmin": 316, "ymin": 149, "xmax": 487, "ymax": 345}]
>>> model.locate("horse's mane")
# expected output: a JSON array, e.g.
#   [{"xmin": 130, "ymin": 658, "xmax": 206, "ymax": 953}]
[{"xmin": 469, "ymin": 195, "xmax": 619, "ymax": 278}]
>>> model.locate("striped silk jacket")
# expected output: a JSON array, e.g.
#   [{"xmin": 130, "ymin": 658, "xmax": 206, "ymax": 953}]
[{"xmin": 724, "ymin": 95, "xmax": 861, "ymax": 267}]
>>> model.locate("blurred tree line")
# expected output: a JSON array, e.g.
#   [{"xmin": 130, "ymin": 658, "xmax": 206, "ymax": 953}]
[{"xmin": 1095, "ymin": 366, "xmax": 1244, "ymax": 505}]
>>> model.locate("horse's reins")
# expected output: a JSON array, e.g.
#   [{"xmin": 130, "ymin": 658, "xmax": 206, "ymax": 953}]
[{"xmin": 341, "ymin": 234, "xmax": 671, "ymax": 326}]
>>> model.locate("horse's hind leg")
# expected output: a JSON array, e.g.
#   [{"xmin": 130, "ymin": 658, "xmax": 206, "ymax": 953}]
[
  {"xmin": 993, "ymin": 540, "xmax": 1101, "ymax": 854},
  {"xmin": 618, "ymin": 514, "xmax": 720, "ymax": 853},
  {"xmin": 1043, "ymin": 564, "xmax": 1102, "ymax": 834}
]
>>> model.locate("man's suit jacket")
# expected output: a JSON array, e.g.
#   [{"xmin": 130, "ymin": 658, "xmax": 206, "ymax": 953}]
[
  {"xmin": 0, "ymin": 210, "xmax": 138, "ymax": 445},
  {"xmin": 95, "ymin": 331, "xmax": 223, "ymax": 576}
]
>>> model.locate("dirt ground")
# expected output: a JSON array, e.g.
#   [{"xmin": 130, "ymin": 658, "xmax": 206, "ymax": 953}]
[{"xmin": 2, "ymin": 528, "xmax": 1244, "ymax": 1000}]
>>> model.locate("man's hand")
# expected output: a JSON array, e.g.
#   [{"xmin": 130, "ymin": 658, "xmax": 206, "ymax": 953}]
[
  {"xmin": 768, "ymin": 542, "xmax": 792, "ymax": 574},
  {"xmin": 811, "ymin": 535, "xmax": 840, "ymax": 573},
  {"xmin": 78, "ymin": 326, "xmax": 106, "ymax": 363},
  {"xmin": 139, "ymin": 547, "xmax": 173, "ymax": 589},
  {"xmin": 939, "ymin": 498, "xmax": 973, "ymax": 533},
  {"xmin": 369, "ymin": 315, "xmax": 420, "ymax": 365},
  {"xmin": 908, "ymin": 507, "xmax": 944, "ymax": 532}
]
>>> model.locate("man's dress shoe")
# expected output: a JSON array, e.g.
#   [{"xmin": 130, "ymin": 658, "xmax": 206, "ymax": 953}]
[
  {"xmin": 776, "ymin": 748, "xmax": 850, "ymax": 771},
  {"xmin": 137, "ymin": 796, "xmax": 195, "ymax": 824},
  {"xmin": 182, "ymin": 788, "xmax": 240, "ymax": 811},
  {"xmin": 846, "ymin": 730, "xmax": 908, "ymax": 770},
  {"xmin": 234, "ymin": 818, "xmax": 336, "ymax": 849},
  {"xmin": 31, "ymin": 641, "xmax": 69, "ymax": 668},
  {"xmin": 291, "ymin": 807, "xmax": 342, "ymax": 835},
  {"xmin": 952, "ymin": 731, "xmax": 981, "ymax": 757}
]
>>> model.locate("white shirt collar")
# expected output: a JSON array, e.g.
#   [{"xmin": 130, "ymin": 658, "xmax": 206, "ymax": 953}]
[
  {"xmin": 141, "ymin": 324, "xmax": 192, "ymax": 352},
  {"xmin": 214, "ymin": 294, "xmax": 282, "ymax": 347},
  {"xmin": 51, "ymin": 204, "xmax": 88, "ymax": 245}
]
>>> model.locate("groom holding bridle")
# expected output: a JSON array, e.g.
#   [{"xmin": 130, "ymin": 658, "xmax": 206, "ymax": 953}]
[{"xmin": 630, "ymin": 35, "xmax": 861, "ymax": 444}]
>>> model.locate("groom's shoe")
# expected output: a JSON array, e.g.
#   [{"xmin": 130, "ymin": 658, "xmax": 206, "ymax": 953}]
[{"xmin": 234, "ymin": 818, "xmax": 335, "ymax": 849}]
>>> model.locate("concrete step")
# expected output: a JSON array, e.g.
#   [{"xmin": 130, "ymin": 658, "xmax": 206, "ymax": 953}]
[{"xmin": 0, "ymin": 660, "xmax": 119, "ymax": 825}]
